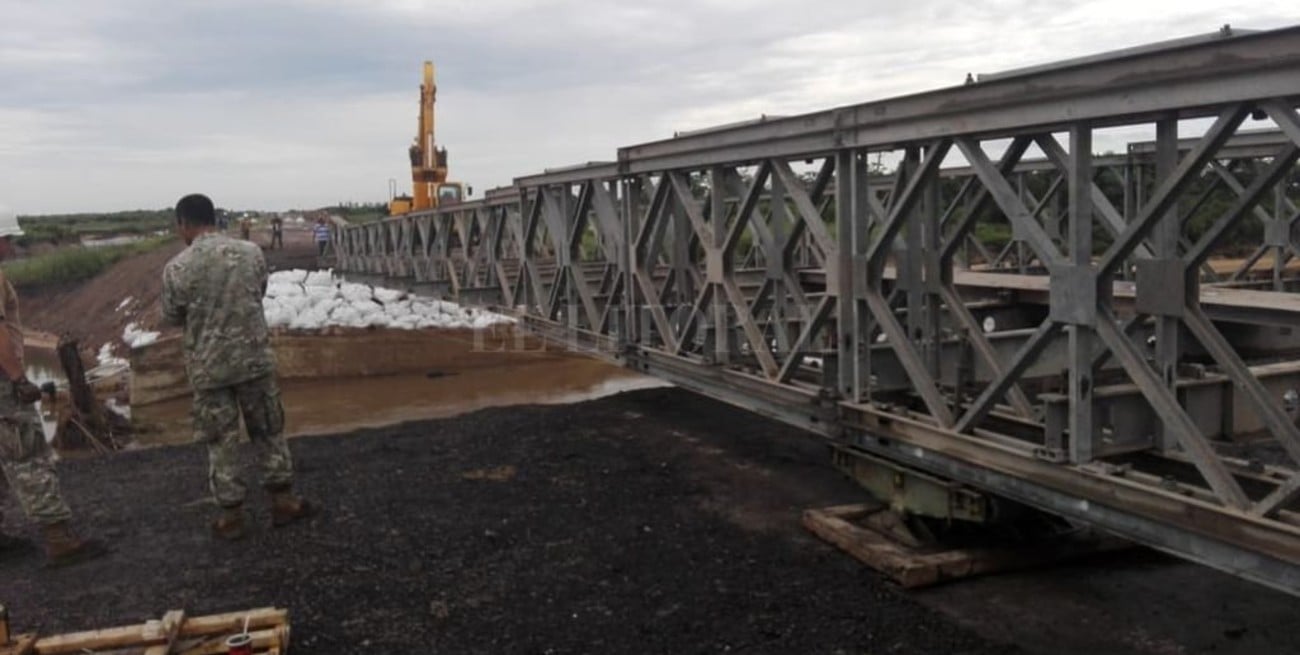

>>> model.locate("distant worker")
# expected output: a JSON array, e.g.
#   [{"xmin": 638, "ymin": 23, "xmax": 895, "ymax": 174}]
[
  {"xmin": 163, "ymin": 194, "xmax": 314, "ymax": 540},
  {"xmin": 239, "ymin": 217, "xmax": 252, "ymax": 241},
  {"xmin": 270, "ymin": 216, "xmax": 284, "ymax": 250},
  {"xmin": 313, "ymin": 218, "xmax": 330, "ymax": 257},
  {"xmin": 0, "ymin": 208, "xmax": 106, "ymax": 566}
]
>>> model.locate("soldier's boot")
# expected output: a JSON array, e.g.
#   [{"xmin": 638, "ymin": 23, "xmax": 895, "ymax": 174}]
[
  {"xmin": 0, "ymin": 515, "xmax": 29, "ymax": 553},
  {"xmin": 270, "ymin": 492, "xmax": 315, "ymax": 527},
  {"xmin": 212, "ymin": 506, "xmax": 247, "ymax": 541},
  {"xmin": 41, "ymin": 521, "xmax": 106, "ymax": 567},
  {"xmin": 0, "ymin": 528, "xmax": 32, "ymax": 553}
]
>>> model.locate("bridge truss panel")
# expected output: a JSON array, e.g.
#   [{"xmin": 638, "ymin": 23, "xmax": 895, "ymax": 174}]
[{"xmin": 333, "ymin": 26, "xmax": 1300, "ymax": 595}]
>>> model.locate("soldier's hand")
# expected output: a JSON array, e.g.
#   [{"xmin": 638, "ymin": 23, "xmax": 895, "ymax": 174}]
[{"xmin": 13, "ymin": 378, "xmax": 43, "ymax": 404}]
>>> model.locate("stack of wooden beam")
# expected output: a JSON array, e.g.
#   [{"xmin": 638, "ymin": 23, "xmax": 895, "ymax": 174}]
[{"xmin": 0, "ymin": 607, "xmax": 290, "ymax": 655}]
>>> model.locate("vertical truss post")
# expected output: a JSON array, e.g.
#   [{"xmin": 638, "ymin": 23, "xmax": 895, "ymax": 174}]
[
  {"xmin": 770, "ymin": 167, "xmax": 792, "ymax": 356},
  {"xmin": 709, "ymin": 167, "xmax": 730, "ymax": 364},
  {"xmin": 901, "ymin": 149, "xmax": 924, "ymax": 349},
  {"xmin": 624, "ymin": 177, "xmax": 644, "ymax": 347},
  {"xmin": 1154, "ymin": 118, "xmax": 1183, "ymax": 452},
  {"xmin": 1274, "ymin": 182, "xmax": 1287, "ymax": 291},
  {"xmin": 922, "ymin": 150, "xmax": 942, "ymax": 379},
  {"xmin": 671, "ymin": 179, "xmax": 693, "ymax": 330},
  {"xmin": 836, "ymin": 150, "xmax": 869, "ymax": 401},
  {"xmin": 1068, "ymin": 125, "xmax": 1097, "ymax": 463}
]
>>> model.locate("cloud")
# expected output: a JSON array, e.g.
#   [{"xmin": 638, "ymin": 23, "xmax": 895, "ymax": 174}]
[{"xmin": 0, "ymin": 0, "xmax": 1295, "ymax": 213}]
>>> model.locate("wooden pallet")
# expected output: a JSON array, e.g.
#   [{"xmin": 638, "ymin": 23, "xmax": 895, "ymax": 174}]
[
  {"xmin": 803, "ymin": 504, "xmax": 1131, "ymax": 588},
  {"xmin": 0, "ymin": 607, "xmax": 289, "ymax": 655}
]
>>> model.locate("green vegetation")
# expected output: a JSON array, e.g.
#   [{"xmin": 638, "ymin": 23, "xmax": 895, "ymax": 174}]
[
  {"xmin": 16, "ymin": 209, "xmax": 174, "ymax": 247},
  {"xmin": 316, "ymin": 202, "xmax": 389, "ymax": 224},
  {"xmin": 973, "ymin": 222, "xmax": 1013, "ymax": 250},
  {"xmin": 2, "ymin": 236, "xmax": 173, "ymax": 287}
]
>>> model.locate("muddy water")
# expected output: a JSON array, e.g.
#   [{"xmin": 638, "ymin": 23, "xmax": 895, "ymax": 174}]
[{"xmin": 132, "ymin": 354, "xmax": 668, "ymax": 445}]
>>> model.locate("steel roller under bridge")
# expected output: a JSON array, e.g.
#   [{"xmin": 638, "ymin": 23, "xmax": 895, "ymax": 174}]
[{"xmin": 335, "ymin": 26, "xmax": 1300, "ymax": 596}]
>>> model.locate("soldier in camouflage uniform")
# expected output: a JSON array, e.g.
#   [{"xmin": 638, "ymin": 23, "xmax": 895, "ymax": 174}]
[
  {"xmin": 0, "ymin": 222, "xmax": 105, "ymax": 566},
  {"xmin": 163, "ymin": 193, "xmax": 313, "ymax": 540}
]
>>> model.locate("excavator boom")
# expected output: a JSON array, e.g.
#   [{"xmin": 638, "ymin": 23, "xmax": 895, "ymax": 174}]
[{"xmin": 389, "ymin": 60, "xmax": 463, "ymax": 216}]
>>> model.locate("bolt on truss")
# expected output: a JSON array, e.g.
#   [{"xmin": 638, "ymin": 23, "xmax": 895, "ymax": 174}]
[{"xmin": 334, "ymin": 26, "xmax": 1300, "ymax": 595}]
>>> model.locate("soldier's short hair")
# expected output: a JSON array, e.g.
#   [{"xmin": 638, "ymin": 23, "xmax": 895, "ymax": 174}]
[{"xmin": 176, "ymin": 194, "xmax": 216, "ymax": 226}]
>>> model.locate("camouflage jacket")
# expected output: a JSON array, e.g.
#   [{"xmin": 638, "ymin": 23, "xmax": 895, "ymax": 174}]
[{"xmin": 162, "ymin": 232, "xmax": 275, "ymax": 390}]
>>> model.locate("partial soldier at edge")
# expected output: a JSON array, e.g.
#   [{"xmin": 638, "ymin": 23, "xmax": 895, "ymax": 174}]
[
  {"xmin": 0, "ymin": 207, "xmax": 106, "ymax": 567},
  {"xmin": 162, "ymin": 193, "xmax": 314, "ymax": 540}
]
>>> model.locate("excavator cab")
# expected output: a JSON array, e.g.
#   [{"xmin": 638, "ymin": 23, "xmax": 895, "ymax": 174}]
[{"xmin": 436, "ymin": 183, "xmax": 464, "ymax": 206}]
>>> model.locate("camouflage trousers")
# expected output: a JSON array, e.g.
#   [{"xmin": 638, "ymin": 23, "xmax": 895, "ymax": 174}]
[
  {"xmin": 192, "ymin": 375, "xmax": 294, "ymax": 508},
  {"xmin": 0, "ymin": 380, "xmax": 72, "ymax": 526}
]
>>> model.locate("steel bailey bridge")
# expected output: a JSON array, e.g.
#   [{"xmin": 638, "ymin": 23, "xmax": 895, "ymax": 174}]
[{"xmin": 334, "ymin": 26, "xmax": 1300, "ymax": 596}]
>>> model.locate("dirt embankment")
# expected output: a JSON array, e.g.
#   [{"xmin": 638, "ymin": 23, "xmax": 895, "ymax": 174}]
[
  {"xmin": 18, "ymin": 240, "xmax": 184, "ymax": 355},
  {"xmin": 18, "ymin": 224, "xmax": 322, "ymax": 357}
]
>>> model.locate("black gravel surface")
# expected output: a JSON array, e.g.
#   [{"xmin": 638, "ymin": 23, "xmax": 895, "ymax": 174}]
[{"xmin": 2, "ymin": 388, "xmax": 1012, "ymax": 654}]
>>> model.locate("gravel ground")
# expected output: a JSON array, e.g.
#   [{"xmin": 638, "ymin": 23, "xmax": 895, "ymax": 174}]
[
  {"xmin": 2, "ymin": 388, "xmax": 1009, "ymax": 654},
  {"xmin": 3, "ymin": 387, "xmax": 1296, "ymax": 654}
]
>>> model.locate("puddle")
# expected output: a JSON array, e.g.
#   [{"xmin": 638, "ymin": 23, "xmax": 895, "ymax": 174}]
[
  {"xmin": 81, "ymin": 234, "xmax": 147, "ymax": 248},
  {"xmin": 133, "ymin": 354, "xmax": 669, "ymax": 445}
]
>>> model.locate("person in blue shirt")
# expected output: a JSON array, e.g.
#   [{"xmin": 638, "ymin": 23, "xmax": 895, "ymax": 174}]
[{"xmin": 313, "ymin": 218, "xmax": 330, "ymax": 257}]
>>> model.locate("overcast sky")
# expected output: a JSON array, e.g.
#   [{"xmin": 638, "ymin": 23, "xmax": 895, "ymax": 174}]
[{"xmin": 1, "ymin": 0, "xmax": 1295, "ymax": 215}]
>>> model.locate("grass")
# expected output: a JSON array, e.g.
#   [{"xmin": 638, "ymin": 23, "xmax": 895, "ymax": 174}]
[
  {"xmin": 16, "ymin": 209, "xmax": 174, "ymax": 247},
  {"xmin": 3, "ymin": 236, "xmax": 174, "ymax": 287}
]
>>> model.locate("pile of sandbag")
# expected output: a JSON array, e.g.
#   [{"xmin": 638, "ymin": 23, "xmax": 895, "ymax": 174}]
[{"xmin": 262, "ymin": 269, "xmax": 513, "ymax": 331}]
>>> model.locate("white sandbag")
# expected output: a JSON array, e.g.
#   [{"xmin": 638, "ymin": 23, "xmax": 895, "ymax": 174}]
[
  {"xmin": 123, "ymin": 322, "xmax": 161, "ymax": 348},
  {"xmin": 384, "ymin": 301, "xmax": 414, "ymax": 318},
  {"xmin": 290, "ymin": 307, "xmax": 330, "ymax": 330},
  {"xmin": 374, "ymin": 287, "xmax": 405, "ymax": 304},
  {"xmin": 350, "ymin": 299, "xmax": 383, "ymax": 316},
  {"xmin": 313, "ymin": 297, "xmax": 340, "ymax": 317},
  {"xmin": 304, "ymin": 270, "xmax": 334, "ymax": 287},
  {"xmin": 264, "ymin": 304, "xmax": 294, "ymax": 328},
  {"xmin": 266, "ymin": 282, "xmax": 304, "ymax": 298},
  {"xmin": 361, "ymin": 311, "xmax": 391, "ymax": 328},
  {"xmin": 269, "ymin": 270, "xmax": 308, "ymax": 285},
  {"xmin": 280, "ymin": 294, "xmax": 314, "ymax": 314},
  {"xmin": 305, "ymin": 284, "xmax": 339, "ymax": 301},
  {"xmin": 393, "ymin": 315, "xmax": 423, "ymax": 330},
  {"xmin": 340, "ymin": 282, "xmax": 373, "ymax": 303}
]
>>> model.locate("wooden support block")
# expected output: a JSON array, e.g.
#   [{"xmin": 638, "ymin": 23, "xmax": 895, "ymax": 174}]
[
  {"xmin": 0, "ymin": 634, "xmax": 37, "ymax": 655},
  {"xmin": 176, "ymin": 627, "xmax": 286, "ymax": 655},
  {"xmin": 803, "ymin": 503, "xmax": 1130, "ymax": 588},
  {"xmin": 142, "ymin": 610, "xmax": 186, "ymax": 655}
]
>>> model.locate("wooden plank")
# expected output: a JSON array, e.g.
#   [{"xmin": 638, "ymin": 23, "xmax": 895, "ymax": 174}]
[
  {"xmin": 142, "ymin": 610, "xmax": 186, "ymax": 655},
  {"xmin": 177, "ymin": 608, "xmax": 287, "ymax": 638},
  {"xmin": 29, "ymin": 608, "xmax": 287, "ymax": 655},
  {"xmin": 803, "ymin": 504, "xmax": 1131, "ymax": 589},
  {"xmin": 33, "ymin": 624, "xmax": 166, "ymax": 654},
  {"xmin": 0, "ymin": 634, "xmax": 37, "ymax": 655}
]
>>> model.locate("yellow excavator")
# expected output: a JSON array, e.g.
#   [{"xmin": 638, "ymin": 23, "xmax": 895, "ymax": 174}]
[{"xmin": 388, "ymin": 61, "xmax": 467, "ymax": 215}]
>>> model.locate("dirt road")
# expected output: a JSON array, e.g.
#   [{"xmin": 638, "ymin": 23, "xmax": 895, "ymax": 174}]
[{"xmin": 3, "ymin": 388, "xmax": 1296, "ymax": 653}]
